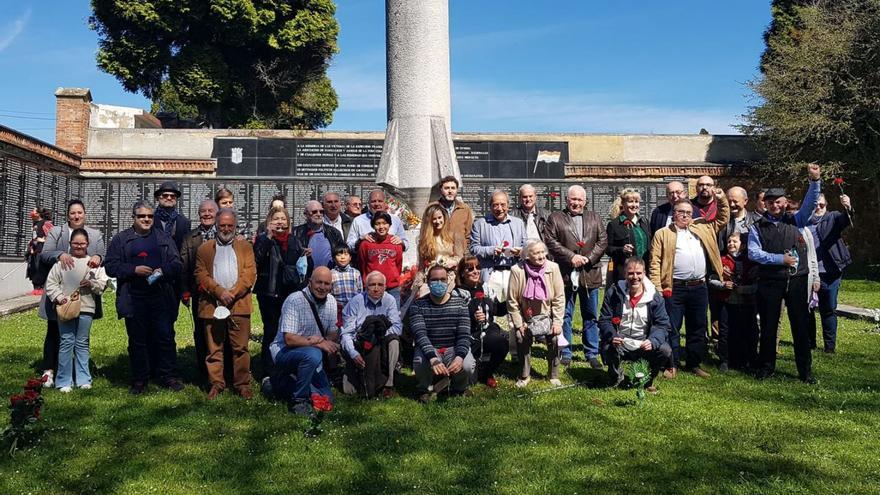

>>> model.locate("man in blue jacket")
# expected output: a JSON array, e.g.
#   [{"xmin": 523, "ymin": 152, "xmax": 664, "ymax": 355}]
[
  {"xmin": 807, "ymin": 192, "xmax": 853, "ymax": 353},
  {"xmin": 105, "ymin": 200, "xmax": 184, "ymax": 395},
  {"xmin": 599, "ymin": 257, "xmax": 672, "ymax": 390}
]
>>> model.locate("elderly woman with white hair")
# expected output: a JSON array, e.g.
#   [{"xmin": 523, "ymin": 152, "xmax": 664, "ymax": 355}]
[{"xmin": 507, "ymin": 240, "xmax": 566, "ymax": 387}]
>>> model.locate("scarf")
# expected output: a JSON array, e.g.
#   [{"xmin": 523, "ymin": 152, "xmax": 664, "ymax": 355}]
[
  {"xmin": 199, "ymin": 224, "xmax": 217, "ymax": 241},
  {"xmin": 155, "ymin": 206, "xmax": 179, "ymax": 236},
  {"xmin": 272, "ymin": 230, "xmax": 291, "ymax": 254},
  {"xmin": 522, "ymin": 261, "xmax": 548, "ymax": 301},
  {"xmin": 619, "ymin": 215, "xmax": 648, "ymax": 258}
]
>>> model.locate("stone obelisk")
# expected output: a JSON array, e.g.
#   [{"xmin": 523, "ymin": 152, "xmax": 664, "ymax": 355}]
[{"xmin": 377, "ymin": 0, "xmax": 461, "ymax": 220}]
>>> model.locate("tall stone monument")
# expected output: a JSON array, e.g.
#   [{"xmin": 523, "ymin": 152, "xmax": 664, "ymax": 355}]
[{"xmin": 377, "ymin": 0, "xmax": 461, "ymax": 221}]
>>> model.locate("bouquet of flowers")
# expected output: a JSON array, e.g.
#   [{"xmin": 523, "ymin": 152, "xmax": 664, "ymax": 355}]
[
  {"xmin": 385, "ymin": 195, "xmax": 421, "ymax": 229},
  {"xmin": 304, "ymin": 393, "xmax": 334, "ymax": 437},
  {"xmin": 3, "ymin": 376, "xmax": 47, "ymax": 455}
]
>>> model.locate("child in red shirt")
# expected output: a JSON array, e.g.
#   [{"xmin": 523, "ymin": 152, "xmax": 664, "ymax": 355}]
[{"xmin": 357, "ymin": 211, "xmax": 404, "ymax": 305}]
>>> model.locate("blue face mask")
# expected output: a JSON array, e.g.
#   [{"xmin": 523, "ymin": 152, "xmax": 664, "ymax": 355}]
[
  {"xmin": 296, "ymin": 255, "xmax": 308, "ymax": 276},
  {"xmin": 429, "ymin": 281, "xmax": 448, "ymax": 298}
]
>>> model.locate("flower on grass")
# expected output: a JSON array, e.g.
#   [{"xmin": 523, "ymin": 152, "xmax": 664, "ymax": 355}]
[{"xmin": 310, "ymin": 394, "xmax": 333, "ymax": 413}]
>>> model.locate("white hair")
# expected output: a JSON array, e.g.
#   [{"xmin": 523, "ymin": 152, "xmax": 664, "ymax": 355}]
[
  {"xmin": 567, "ymin": 185, "xmax": 586, "ymax": 198},
  {"xmin": 365, "ymin": 270, "xmax": 387, "ymax": 284},
  {"xmin": 521, "ymin": 240, "xmax": 547, "ymax": 262},
  {"xmin": 518, "ymin": 184, "xmax": 536, "ymax": 195}
]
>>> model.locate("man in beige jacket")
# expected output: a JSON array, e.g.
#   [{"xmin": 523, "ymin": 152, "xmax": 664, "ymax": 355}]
[{"xmin": 649, "ymin": 187, "xmax": 728, "ymax": 378}]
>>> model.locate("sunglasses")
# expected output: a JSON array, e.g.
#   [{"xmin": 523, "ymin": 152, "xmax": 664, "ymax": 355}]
[
  {"xmin": 135, "ymin": 214, "xmax": 154, "ymax": 219},
  {"xmin": 309, "ymin": 209, "xmax": 325, "ymax": 214},
  {"xmin": 462, "ymin": 264, "xmax": 480, "ymax": 272},
  {"xmin": 159, "ymin": 193, "xmax": 177, "ymax": 199}
]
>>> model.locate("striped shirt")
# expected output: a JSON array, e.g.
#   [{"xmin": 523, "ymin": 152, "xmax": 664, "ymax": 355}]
[
  {"xmin": 270, "ymin": 289, "xmax": 337, "ymax": 361},
  {"xmin": 331, "ymin": 264, "xmax": 363, "ymax": 308},
  {"xmin": 409, "ymin": 293, "xmax": 471, "ymax": 360}
]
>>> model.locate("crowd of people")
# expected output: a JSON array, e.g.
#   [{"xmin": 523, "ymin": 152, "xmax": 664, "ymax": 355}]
[{"xmin": 31, "ymin": 164, "xmax": 854, "ymax": 413}]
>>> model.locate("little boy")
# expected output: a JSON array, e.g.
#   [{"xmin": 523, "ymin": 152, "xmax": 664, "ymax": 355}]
[{"xmin": 331, "ymin": 245, "xmax": 363, "ymax": 327}]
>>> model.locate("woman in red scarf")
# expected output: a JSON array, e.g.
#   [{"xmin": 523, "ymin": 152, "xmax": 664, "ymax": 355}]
[{"xmin": 253, "ymin": 207, "xmax": 310, "ymax": 379}]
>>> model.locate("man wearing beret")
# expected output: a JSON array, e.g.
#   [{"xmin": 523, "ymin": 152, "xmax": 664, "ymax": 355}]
[
  {"xmin": 154, "ymin": 181, "xmax": 192, "ymax": 251},
  {"xmin": 747, "ymin": 163, "xmax": 822, "ymax": 383}
]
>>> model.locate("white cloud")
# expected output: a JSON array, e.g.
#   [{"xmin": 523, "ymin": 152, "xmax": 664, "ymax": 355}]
[{"xmin": 0, "ymin": 8, "xmax": 31, "ymax": 53}]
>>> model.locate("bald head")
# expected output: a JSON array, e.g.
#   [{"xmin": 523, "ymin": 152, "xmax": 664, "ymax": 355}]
[
  {"xmin": 726, "ymin": 186, "xmax": 748, "ymax": 217},
  {"xmin": 696, "ymin": 176, "xmax": 715, "ymax": 203},
  {"xmin": 309, "ymin": 266, "xmax": 332, "ymax": 301},
  {"xmin": 666, "ymin": 181, "xmax": 686, "ymax": 203}
]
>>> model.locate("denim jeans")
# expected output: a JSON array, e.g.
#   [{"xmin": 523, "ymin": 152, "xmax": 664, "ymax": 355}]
[
  {"xmin": 562, "ymin": 286, "xmax": 599, "ymax": 360},
  {"xmin": 664, "ymin": 284, "xmax": 709, "ymax": 369},
  {"xmin": 271, "ymin": 345, "xmax": 333, "ymax": 403},
  {"xmin": 818, "ymin": 274, "xmax": 842, "ymax": 351},
  {"xmin": 57, "ymin": 314, "xmax": 93, "ymax": 388}
]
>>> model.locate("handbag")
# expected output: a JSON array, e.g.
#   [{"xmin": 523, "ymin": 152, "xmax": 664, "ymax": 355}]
[
  {"xmin": 527, "ymin": 313, "xmax": 552, "ymax": 336},
  {"xmin": 56, "ymin": 290, "xmax": 82, "ymax": 322}
]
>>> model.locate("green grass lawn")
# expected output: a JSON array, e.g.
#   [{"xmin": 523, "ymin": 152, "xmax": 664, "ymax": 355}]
[
  {"xmin": 839, "ymin": 279, "xmax": 880, "ymax": 309},
  {"xmin": 2, "ymin": 294, "xmax": 879, "ymax": 495}
]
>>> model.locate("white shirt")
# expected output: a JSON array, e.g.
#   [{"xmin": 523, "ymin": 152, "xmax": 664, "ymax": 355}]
[
  {"xmin": 672, "ymin": 227, "xmax": 706, "ymax": 280},
  {"xmin": 324, "ymin": 214, "xmax": 343, "ymax": 236},
  {"xmin": 213, "ymin": 242, "xmax": 238, "ymax": 290},
  {"xmin": 524, "ymin": 211, "xmax": 540, "ymax": 241}
]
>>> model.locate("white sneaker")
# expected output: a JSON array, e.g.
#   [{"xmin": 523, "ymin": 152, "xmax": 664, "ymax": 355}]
[
  {"xmin": 549, "ymin": 378, "xmax": 562, "ymax": 386},
  {"xmin": 79, "ymin": 383, "xmax": 92, "ymax": 390},
  {"xmin": 515, "ymin": 377, "xmax": 531, "ymax": 388},
  {"xmin": 42, "ymin": 370, "xmax": 54, "ymax": 388},
  {"xmin": 59, "ymin": 386, "xmax": 72, "ymax": 393}
]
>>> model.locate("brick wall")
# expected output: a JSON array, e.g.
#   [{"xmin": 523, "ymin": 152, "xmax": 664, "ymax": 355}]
[{"xmin": 54, "ymin": 88, "xmax": 92, "ymax": 156}]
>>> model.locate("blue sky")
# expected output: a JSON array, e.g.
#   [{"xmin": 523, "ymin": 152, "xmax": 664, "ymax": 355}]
[{"xmin": 0, "ymin": 1, "xmax": 771, "ymax": 145}]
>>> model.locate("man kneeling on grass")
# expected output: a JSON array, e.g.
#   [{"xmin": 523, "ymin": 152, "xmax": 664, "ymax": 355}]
[
  {"xmin": 269, "ymin": 267, "xmax": 339, "ymax": 416},
  {"xmin": 599, "ymin": 257, "xmax": 672, "ymax": 392},
  {"xmin": 409, "ymin": 264, "xmax": 475, "ymax": 403},
  {"xmin": 340, "ymin": 271, "xmax": 402, "ymax": 399}
]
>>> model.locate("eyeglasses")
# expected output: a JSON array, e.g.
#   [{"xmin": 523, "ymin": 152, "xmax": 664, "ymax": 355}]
[
  {"xmin": 816, "ymin": 203, "xmax": 827, "ymax": 208},
  {"xmin": 463, "ymin": 264, "xmax": 480, "ymax": 272},
  {"xmin": 673, "ymin": 210, "xmax": 692, "ymax": 216},
  {"xmin": 135, "ymin": 214, "xmax": 154, "ymax": 219},
  {"xmin": 70, "ymin": 242, "xmax": 88, "ymax": 247},
  {"xmin": 159, "ymin": 193, "xmax": 177, "ymax": 199}
]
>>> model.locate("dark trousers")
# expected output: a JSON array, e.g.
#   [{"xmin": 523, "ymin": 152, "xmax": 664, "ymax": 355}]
[
  {"xmin": 601, "ymin": 341, "xmax": 672, "ymax": 385},
  {"xmin": 124, "ymin": 297, "xmax": 178, "ymax": 384},
  {"xmin": 471, "ymin": 327, "xmax": 509, "ymax": 382},
  {"xmin": 257, "ymin": 295, "xmax": 282, "ymax": 378},
  {"xmin": 42, "ymin": 319, "xmax": 60, "ymax": 371},
  {"xmin": 664, "ymin": 283, "xmax": 709, "ymax": 369},
  {"xmin": 271, "ymin": 346, "xmax": 333, "ymax": 403},
  {"xmin": 817, "ymin": 274, "xmax": 841, "ymax": 351},
  {"xmin": 190, "ymin": 296, "xmax": 208, "ymax": 382},
  {"xmin": 343, "ymin": 335, "xmax": 399, "ymax": 397},
  {"xmin": 726, "ymin": 303, "xmax": 759, "ymax": 370},
  {"xmin": 756, "ymin": 275, "xmax": 812, "ymax": 378},
  {"xmin": 711, "ymin": 299, "xmax": 729, "ymax": 364}
]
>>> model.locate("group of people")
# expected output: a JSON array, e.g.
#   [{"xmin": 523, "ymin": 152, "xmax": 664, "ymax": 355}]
[{"xmin": 32, "ymin": 164, "xmax": 853, "ymax": 413}]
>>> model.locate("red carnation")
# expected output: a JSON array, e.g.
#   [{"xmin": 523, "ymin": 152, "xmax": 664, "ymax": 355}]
[
  {"xmin": 310, "ymin": 393, "xmax": 333, "ymax": 412},
  {"xmin": 525, "ymin": 306, "xmax": 534, "ymax": 318},
  {"xmin": 549, "ymin": 192, "xmax": 560, "ymax": 198},
  {"xmin": 623, "ymin": 219, "xmax": 633, "ymax": 227},
  {"xmin": 363, "ymin": 341, "xmax": 374, "ymax": 351},
  {"xmin": 22, "ymin": 390, "xmax": 39, "ymax": 402},
  {"xmin": 10, "ymin": 394, "xmax": 23, "ymax": 406},
  {"xmin": 833, "ymin": 177, "xmax": 844, "ymax": 185},
  {"xmin": 24, "ymin": 378, "xmax": 43, "ymax": 390},
  {"xmin": 137, "ymin": 251, "xmax": 148, "ymax": 258},
  {"xmin": 611, "ymin": 316, "xmax": 622, "ymax": 326},
  {"xmin": 182, "ymin": 291, "xmax": 191, "ymax": 303},
  {"xmin": 662, "ymin": 289, "xmax": 672, "ymax": 298},
  {"xmin": 474, "ymin": 291, "xmax": 485, "ymax": 300},
  {"xmin": 197, "ymin": 282, "xmax": 206, "ymax": 293},
  {"xmin": 502, "ymin": 240, "xmax": 510, "ymax": 248},
  {"xmin": 576, "ymin": 241, "xmax": 585, "ymax": 248}
]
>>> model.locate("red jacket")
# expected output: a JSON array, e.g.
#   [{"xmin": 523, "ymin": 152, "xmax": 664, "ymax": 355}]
[{"xmin": 358, "ymin": 236, "xmax": 403, "ymax": 289}]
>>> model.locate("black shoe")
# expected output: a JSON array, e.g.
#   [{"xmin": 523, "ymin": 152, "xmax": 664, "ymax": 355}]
[
  {"xmin": 823, "ymin": 348, "xmax": 836, "ymax": 354},
  {"xmin": 560, "ymin": 356, "xmax": 572, "ymax": 367},
  {"xmin": 164, "ymin": 379, "xmax": 185, "ymax": 392},
  {"xmin": 800, "ymin": 373, "xmax": 817, "ymax": 385},
  {"xmin": 129, "ymin": 382, "xmax": 146, "ymax": 395},
  {"xmin": 287, "ymin": 399, "xmax": 312, "ymax": 416},
  {"xmin": 754, "ymin": 369, "xmax": 773, "ymax": 380},
  {"xmin": 588, "ymin": 357, "xmax": 602, "ymax": 370},
  {"xmin": 718, "ymin": 362, "xmax": 729, "ymax": 373},
  {"xmin": 260, "ymin": 376, "xmax": 275, "ymax": 399}
]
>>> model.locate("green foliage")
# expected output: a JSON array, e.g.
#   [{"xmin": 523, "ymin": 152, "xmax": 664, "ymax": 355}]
[
  {"xmin": 743, "ymin": 0, "xmax": 880, "ymax": 190},
  {"xmin": 2, "ymin": 294, "xmax": 880, "ymax": 493},
  {"xmin": 90, "ymin": 0, "xmax": 339, "ymax": 129}
]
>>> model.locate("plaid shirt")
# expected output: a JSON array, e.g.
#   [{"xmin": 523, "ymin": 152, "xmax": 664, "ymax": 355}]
[
  {"xmin": 331, "ymin": 264, "xmax": 363, "ymax": 308},
  {"xmin": 269, "ymin": 289, "xmax": 337, "ymax": 361}
]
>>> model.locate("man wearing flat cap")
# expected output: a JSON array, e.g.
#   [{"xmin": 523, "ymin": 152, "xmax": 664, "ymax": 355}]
[
  {"xmin": 154, "ymin": 181, "xmax": 192, "ymax": 251},
  {"xmin": 748, "ymin": 163, "xmax": 822, "ymax": 383}
]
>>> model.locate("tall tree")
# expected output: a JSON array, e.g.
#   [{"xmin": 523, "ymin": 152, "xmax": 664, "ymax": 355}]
[
  {"xmin": 743, "ymin": 0, "xmax": 880, "ymax": 263},
  {"xmin": 90, "ymin": 0, "xmax": 339, "ymax": 129}
]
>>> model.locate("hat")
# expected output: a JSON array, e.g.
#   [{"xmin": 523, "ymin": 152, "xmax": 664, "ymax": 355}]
[
  {"xmin": 763, "ymin": 188, "xmax": 786, "ymax": 200},
  {"xmin": 154, "ymin": 181, "xmax": 182, "ymax": 198}
]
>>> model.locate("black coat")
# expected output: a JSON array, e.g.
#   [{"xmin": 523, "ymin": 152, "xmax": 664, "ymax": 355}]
[
  {"xmin": 253, "ymin": 232, "xmax": 312, "ymax": 299},
  {"xmin": 605, "ymin": 215, "xmax": 651, "ymax": 284}
]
